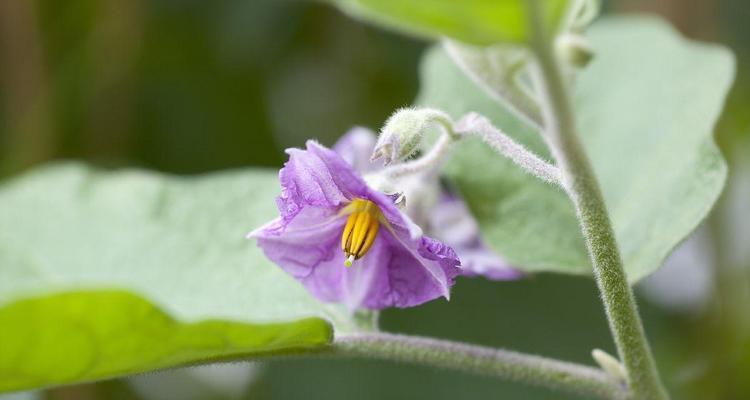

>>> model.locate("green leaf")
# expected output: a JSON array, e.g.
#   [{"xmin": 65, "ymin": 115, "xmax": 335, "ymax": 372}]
[
  {"xmin": 333, "ymin": 0, "xmax": 571, "ymax": 45},
  {"xmin": 0, "ymin": 163, "xmax": 341, "ymax": 392},
  {"xmin": 417, "ymin": 16, "xmax": 733, "ymax": 282},
  {"xmin": 0, "ymin": 291, "xmax": 330, "ymax": 392}
]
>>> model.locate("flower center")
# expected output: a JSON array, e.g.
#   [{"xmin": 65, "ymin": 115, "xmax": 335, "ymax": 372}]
[{"xmin": 341, "ymin": 198, "xmax": 382, "ymax": 267}]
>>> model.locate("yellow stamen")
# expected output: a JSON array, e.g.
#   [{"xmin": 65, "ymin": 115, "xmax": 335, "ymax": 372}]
[
  {"xmin": 351, "ymin": 212, "xmax": 369, "ymax": 254},
  {"xmin": 341, "ymin": 214, "xmax": 357, "ymax": 253},
  {"xmin": 358, "ymin": 221, "xmax": 379, "ymax": 258},
  {"xmin": 341, "ymin": 199, "xmax": 382, "ymax": 267}
]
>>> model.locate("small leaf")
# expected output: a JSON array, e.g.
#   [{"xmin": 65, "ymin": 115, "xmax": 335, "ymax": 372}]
[
  {"xmin": 0, "ymin": 290, "xmax": 330, "ymax": 392},
  {"xmin": 332, "ymin": 0, "xmax": 571, "ymax": 45},
  {"xmin": 0, "ymin": 163, "xmax": 346, "ymax": 392},
  {"xmin": 417, "ymin": 16, "xmax": 733, "ymax": 281}
]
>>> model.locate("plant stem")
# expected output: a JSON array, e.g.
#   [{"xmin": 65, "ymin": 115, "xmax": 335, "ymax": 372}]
[
  {"xmin": 332, "ymin": 333, "xmax": 626, "ymax": 399},
  {"xmin": 525, "ymin": 1, "xmax": 668, "ymax": 399},
  {"xmin": 382, "ymin": 129, "xmax": 456, "ymax": 179},
  {"xmin": 455, "ymin": 112, "xmax": 562, "ymax": 185}
]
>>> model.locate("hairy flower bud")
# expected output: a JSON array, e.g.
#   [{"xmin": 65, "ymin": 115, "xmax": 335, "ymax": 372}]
[
  {"xmin": 591, "ymin": 349, "xmax": 627, "ymax": 385},
  {"xmin": 372, "ymin": 107, "xmax": 454, "ymax": 165},
  {"xmin": 556, "ymin": 33, "xmax": 594, "ymax": 68}
]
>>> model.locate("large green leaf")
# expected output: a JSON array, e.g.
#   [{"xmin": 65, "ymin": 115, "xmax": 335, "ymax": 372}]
[
  {"xmin": 417, "ymin": 16, "xmax": 733, "ymax": 282},
  {"xmin": 333, "ymin": 0, "xmax": 570, "ymax": 45},
  {"xmin": 0, "ymin": 164, "xmax": 342, "ymax": 392},
  {"xmin": 0, "ymin": 291, "xmax": 329, "ymax": 392}
]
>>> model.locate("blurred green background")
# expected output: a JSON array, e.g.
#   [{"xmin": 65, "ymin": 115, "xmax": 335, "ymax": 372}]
[{"xmin": 0, "ymin": 0, "xmax": 748, "ymax": 399}]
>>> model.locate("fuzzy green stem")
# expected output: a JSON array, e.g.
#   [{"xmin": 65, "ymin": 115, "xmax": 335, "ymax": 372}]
[
  {"xmin": 382, "ymin": 128, "xmax": 457, "ymax": 179},
  {"xmin": 332, "ymin": 333, "xmax": 626, "ymax": 399},
  {"xmin": 525, "ymin": 1, "xmax": 668, "ymax": 399},
  {"xmin": 455, "ymin": 112, "xmax": 562, "ymax": 185}
]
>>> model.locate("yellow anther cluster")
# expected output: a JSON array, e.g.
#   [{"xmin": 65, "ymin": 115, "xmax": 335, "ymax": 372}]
[{"xmin": 341, "ymin": 199, "xmax": 381, "ymax": 267}]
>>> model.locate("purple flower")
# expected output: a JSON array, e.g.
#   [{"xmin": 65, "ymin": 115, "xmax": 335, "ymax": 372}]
[
  {"xmin": 333, "ymin": 127, "xmax": 522, "ymax": 281},
  {"xmin": 249, "ymin": 135, "xmax": 461, "ymax": 310}
]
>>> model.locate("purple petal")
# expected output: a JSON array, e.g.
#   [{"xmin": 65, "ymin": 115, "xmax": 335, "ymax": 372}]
[
  {"xmin": 332, "ymin": 127, "xmax": 382, "ymax": 173},
  {"xmin": 277, "ymin": 140, "xmax": 370, "ymax": 222},
  {"xmin": 249, "ymin": 207, "xmax": 346, "ymax": 299},
  {"xmin": 430, "ymin": 192, "xmax": 522, "ymax": 280},
  {"xmin": 356, "ymin": 230, "xmax": 460, "ymax": 309}
]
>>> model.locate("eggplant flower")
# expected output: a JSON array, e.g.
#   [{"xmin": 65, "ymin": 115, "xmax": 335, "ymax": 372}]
[{"xmin": 249, "ymin": 136, "xmax": 461, "ymax": 310}]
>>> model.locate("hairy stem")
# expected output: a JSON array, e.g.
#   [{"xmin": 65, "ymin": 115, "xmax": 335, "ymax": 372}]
[
  {"xmin": 382, "ymin": 129, "xmax": 456, "ymax": 179},
  {"xmin": 332, "ymin": 333, "xmax": 626, "ymax": 399},
  {"xmin": 455, "ymin": 112, "xmax": 562, "ymax": 185},
  {"xmin": 525, "ymin": 1, "xmax": 668, "ymax": 399}
]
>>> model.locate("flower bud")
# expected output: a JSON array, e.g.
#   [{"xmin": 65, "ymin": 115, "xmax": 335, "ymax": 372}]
[
  {"xmin": 591, "ymin": 349, "xmax": 627, "ymax": 384},
  {"xmin": 556, "ymin": 33, "xmax": 594, "ymax": 68},
  {"xmin": 372, "ymin": 107, "xmax": 453, "ymax": 165}
]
